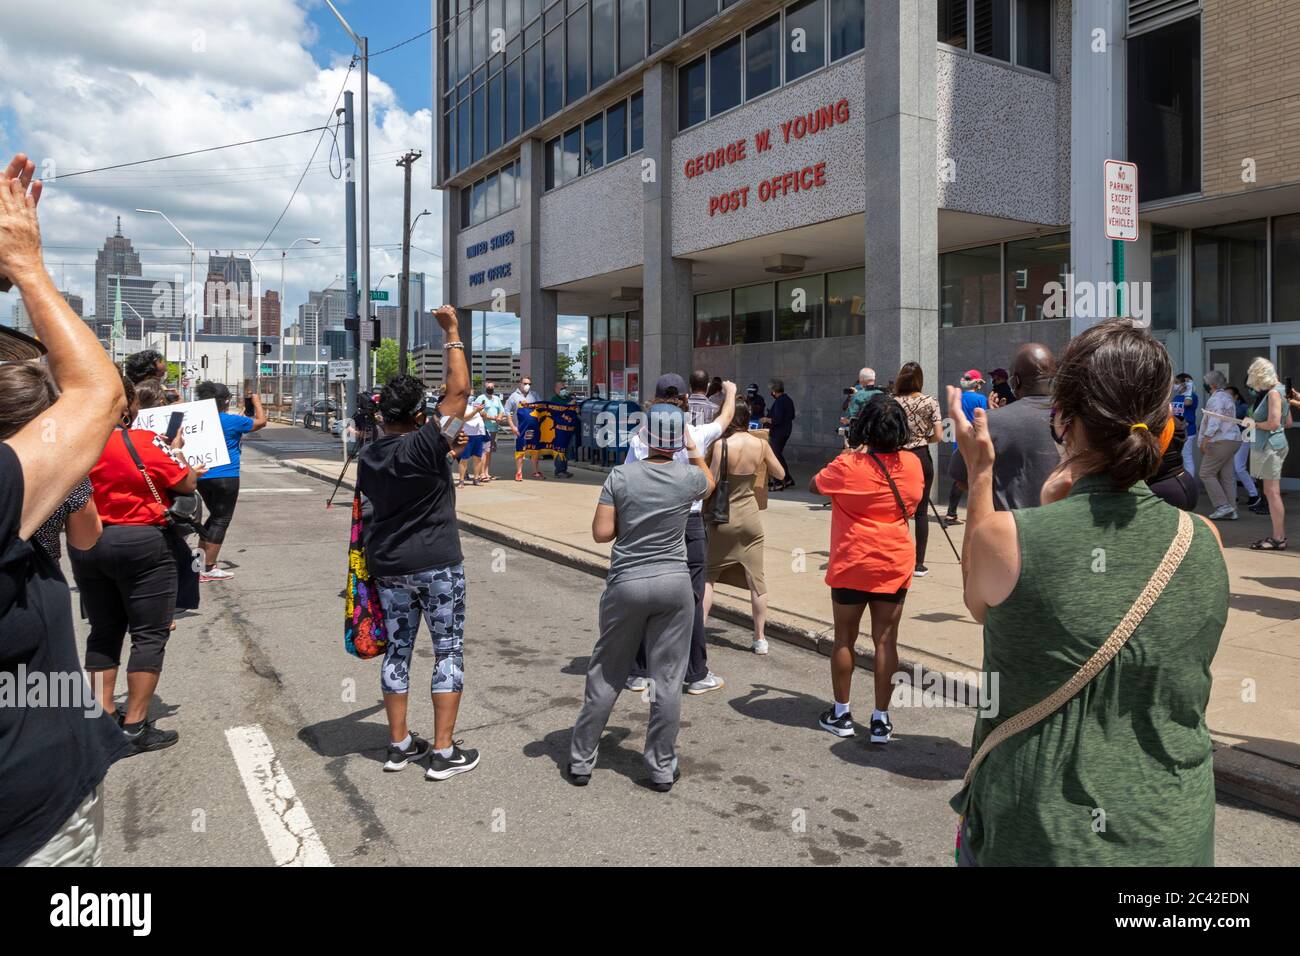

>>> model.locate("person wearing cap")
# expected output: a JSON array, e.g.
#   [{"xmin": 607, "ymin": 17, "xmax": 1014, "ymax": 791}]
[
  {"xmin": 945, "ymin": 370, "xmax": 988, "ymax": 525},
  {"xmin": 745, "ymin": 383, "xmax": 766, "ymax": 424},
  {"xmin": 568, "ymin": 403, "xmax": 716, "ymax": 791},
  {"xmin": 624, "ymin": 373, "xmax": 736, "ymax": 696},
  {"xmin": 989, "ymin": 368, "xmax": 1015, "ymax": 407}
]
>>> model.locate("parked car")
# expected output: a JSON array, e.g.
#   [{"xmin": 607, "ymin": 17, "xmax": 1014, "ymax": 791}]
[{"xmin": 302, "ymin": 399, "xmax": 338, "ymax": 431}]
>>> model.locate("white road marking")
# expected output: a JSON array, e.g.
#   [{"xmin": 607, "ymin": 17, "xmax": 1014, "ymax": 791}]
[
  {"xmin": 224, "ymin": 724, "xmax": 333, "ymax": 867},
  {"xmin": 234, "ymin": 488, "xmax": 315, "ymax": 494}
]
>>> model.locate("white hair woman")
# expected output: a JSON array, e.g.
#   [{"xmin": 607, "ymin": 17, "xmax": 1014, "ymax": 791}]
[{"xmin": 1243, "ymin": 357, "xmax": 1290, "ymax": 551}]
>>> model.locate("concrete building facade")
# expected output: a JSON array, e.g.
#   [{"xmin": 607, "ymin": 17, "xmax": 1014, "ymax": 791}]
[{"xmin": 434, "ymin": 0, "xmax": 1300, "ymax": 481}]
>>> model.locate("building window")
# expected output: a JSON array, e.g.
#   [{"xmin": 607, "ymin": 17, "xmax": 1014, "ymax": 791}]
[
  {"xmin": 620, "ymin": 0, "xmax": 645, "ymax": 72},
  {"xmin": 678, "ymin": 55, "xmax": 707, "ymax": 130},
  {"xmin": 1127, "ymin": 16, "xmax": 1200, "ymax": 202},
  {"xmin": 543, "ymin": 26, "xmax": 564, "ymax": 116},
  {"xmin": 784, "ymin": 0, "xmax": 825, "ymax": 84},
  {"xmin": 607, "ymin": 99, "xmax": 628, "ymax": 162},
  {"xmin": 457, "ymin": 99, "xmax": 471, "ymax": 169},
  {"xmin": 626, "ymin": 312, "xmax": 641, "ymax": 400},
  {"xmin": 939, "ymin": 244, "xmax": 1000, "ymax": 327},
  {"xmin": 545, "ymin": 135, "xmax": 561, "ymax": 188},
  {"xmin": 566, "ymin": 7, "xmax": 588, "ymax": 102},
  {"xmin": 505, "ymin": 57, "xmax": 522, "ymax": 141},
  {"xmin": 461, "ymin": 161, "xmax": 521, "ymax": 227},
  {"xmin": 777, "ymin": 275, "xmax": 824, "ymax": 340},
  {"xmin": 829, "ymin": 0, "xmax": 865, "ymax": 61},
  {"xmin": 694, "ymin": 290, "xmax": 731, "ymax": 347},
  {"xmin": 825, "ymin": 267, "xmax": 865, "ymax": 337},
  {"xmin": 1150, "ymin": 226, "xmax": 1178, "ymax": 332},
  {"xmin": 1004, "ymin": 232, "xmax": 1068, "ymax": 322},
  {"xmin": 458, "ymin": 15, "xmax": 472, "ymax": 83},
  {"xmin": 733, "ymin": 282, "xmax": 774, "ymax": 343},
  {"xmin": 745, "ymin": 16, "xmax": 781, "ymax": 101},
  {"xmin": 1193, "ymin": 220, "xmax": 1268, "ymax": 328},
  {"xmin": 683, "ymin": 0, "xmax": 716, "ymax": 34},
  {"xmin": 525, "ymin": 0, "xmax": 541, "ymax": 21},
  {"xmin": 710, "ymin": 35, "xmax": 742, "ymax": 115},
  {"xmin": 591, "ymin": 315, "xmax": 608, "ymax": 395},
  {"xmin": 506, "ymin": 0, "xmax": 522, "ymax": 36},
  {"xmin": 649, "ymin": 0, "xmax": 678, "ymax": 53},
  {"xmin": 591, "ymin": 0, "xmax": 617, "ymax": 86},
  {"xmin": 583, "ymin": 113, "xmax": 604, "ymax": 172},
  {"xmin": 488, "ymin": 71, "xmax": 504, "ymax": 153},
  {"xmin": 608, "ymin": 313, "xmax": 628, "ymax": 398},
  {"xmin": 562, "ymin": 125, "xmax": 581, "ymax": 181},
  {"xmin": 630, "ymin": 90, "xmax": 644, "ymax": 151},
  {"xmin": 938, "ymin": 0, "xmax": 1051, "ymax": 73},
  {"xmin": 1274, "ymin": 214, "xmax": 1300, "ymax": 324},
  {"xmin": 523, "ymin": 42, "xmax": 542, "ymax": 128},
  {"xmin": 472, "ymin": 85, "xmax": 486, "ymax": 162}
]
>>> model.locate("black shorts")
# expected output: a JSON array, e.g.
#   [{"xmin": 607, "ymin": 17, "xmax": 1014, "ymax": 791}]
[
  {"xmin": 197, "ymin": 477, "xmax": 240, "ymax": 544},
  {"xmin": 831, "ymin": 586, "xmax": 908, "ymax": 605}
]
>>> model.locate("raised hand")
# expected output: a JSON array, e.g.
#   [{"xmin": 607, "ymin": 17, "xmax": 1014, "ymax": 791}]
[{"xmin": 0, "ymin": 176, "xmax": 44, "ymax": 289}]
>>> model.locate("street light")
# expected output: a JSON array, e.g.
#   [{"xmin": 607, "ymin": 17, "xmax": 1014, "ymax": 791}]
[
  {"xmin": 281, "ymin": 237, "xmax": 320, "ymax": 421},
  {"xmin": 136, "ymin": 208, "xmax": 196, "ymax": 397}
]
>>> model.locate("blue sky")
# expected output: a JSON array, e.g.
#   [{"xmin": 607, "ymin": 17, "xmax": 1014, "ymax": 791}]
[{"xmin": 305, "ymin": 0, "xmax": 434, "ymax": 114}]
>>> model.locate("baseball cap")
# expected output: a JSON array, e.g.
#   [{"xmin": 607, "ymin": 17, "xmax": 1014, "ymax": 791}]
[
  {"xmin": 962, "ymin": 368, "xmax": 985, "ymax": 382},
  {"xmin": 653, "ymin": 373, "xmax": 687, "ymax": 398},
  {"xmin": 646, "ymin": 402, "xmax": 687, "ymax": 452},
  {"xmin": 990, "ymin": 368, "xmax": 1007, "ymax": 380}
]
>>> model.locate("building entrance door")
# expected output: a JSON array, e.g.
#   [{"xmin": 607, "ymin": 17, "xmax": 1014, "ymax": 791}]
[{"xmin": 1272, "ymin": 334, "xmax": 1300, "ymax": 484}]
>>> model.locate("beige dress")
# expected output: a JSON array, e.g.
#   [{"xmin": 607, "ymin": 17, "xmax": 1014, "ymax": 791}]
[{"xmin": 706, "ymin": 473, "xmax": 766, "ymax": 594}]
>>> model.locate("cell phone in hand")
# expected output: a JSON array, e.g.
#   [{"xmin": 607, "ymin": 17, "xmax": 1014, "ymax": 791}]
[
  {"xmin": 244, "ymin": 396, "xmax": 254, "ymax": 416},
  {"xmin": 164, "ymin": 411, "xmax": 185, "ymax": 442}
]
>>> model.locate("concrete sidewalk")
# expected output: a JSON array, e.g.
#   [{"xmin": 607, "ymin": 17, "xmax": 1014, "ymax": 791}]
[{"xmin": 265, "ymin": 423, "xmax": 1300, "ymax": 817}]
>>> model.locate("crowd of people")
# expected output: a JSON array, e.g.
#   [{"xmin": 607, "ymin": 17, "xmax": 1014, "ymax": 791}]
[{"xmin": 1, "ymin": 140, "xmax": 1294, "ymax": 868}]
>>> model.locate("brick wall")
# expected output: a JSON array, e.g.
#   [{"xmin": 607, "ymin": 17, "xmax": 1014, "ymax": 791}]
[{"xmin": 1202, "ymin": 0, "xmax": 1300, "ymax": 195}]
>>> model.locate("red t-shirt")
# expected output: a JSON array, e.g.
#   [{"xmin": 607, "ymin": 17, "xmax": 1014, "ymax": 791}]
[
  {"xmin": 815, "ymin": 449, "xmax": 924, "ymax": 593},
  {"xmin": 89, "ymin": 429, "xmax": 190, "ymax": 526}
]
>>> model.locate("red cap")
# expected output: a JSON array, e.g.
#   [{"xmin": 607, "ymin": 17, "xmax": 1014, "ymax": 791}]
[{"xmin": 962, "ymin": 369, "xmax": 985, "ymax": 382}]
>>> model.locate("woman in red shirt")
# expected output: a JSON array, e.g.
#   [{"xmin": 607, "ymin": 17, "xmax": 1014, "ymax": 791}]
[
  {"xmin": 69, "ymin": 376, "xmax": 198, "ymax": 755},
  {"xmin": 810, "ymin": 395, "xmax": 923, "ymax": 744}
]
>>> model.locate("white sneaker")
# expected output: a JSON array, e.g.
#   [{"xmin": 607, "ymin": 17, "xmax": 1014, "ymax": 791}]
[
  {"xmin": 200, "ymin": 566, "xmax": 234, "ymax": 582},
  {"xmin": 751, "ymin": 639, "xmax": 769, "ymax": 655},
  {"xmin": 625, "ymin": 675, "xmax": 649, "ymax": 694},
  {"xmin": 1208, "ymin": 505, "xmax": 1232, "ymax": 520},
  {"xmin": 685, "ymin": 672, "xmax": 725, "ymax": 695}
]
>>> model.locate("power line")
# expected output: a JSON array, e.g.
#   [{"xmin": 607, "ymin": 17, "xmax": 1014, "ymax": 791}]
[
  {"xmin": 371, "ymin": 26, "xmax": 434, "ymax": 58},
  {"xmin": 251, "ymin": 56, "xmax": 357, "ymax": 258},
  {"xmin": 52, "ymin": 128, "xmax": 331, "ymax": 181}
]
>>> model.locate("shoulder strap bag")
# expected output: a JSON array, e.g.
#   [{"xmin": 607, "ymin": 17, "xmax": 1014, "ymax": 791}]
[
  {"xmin": 705, "ymin": 436, "xmax": 730, "ymax": 525},
  {"xmin": 119, "ymin": 427, "xmax": 204, "ymax": 535},
  {"xmin": 866, "ymin": 449, "xmax": 913, "ymax": 521},
  {"xmin": 961, "ymin": 509, "xmax": 1195, "ymax": 788}
]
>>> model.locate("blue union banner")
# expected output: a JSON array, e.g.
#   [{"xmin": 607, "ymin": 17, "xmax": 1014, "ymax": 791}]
[{"xmin": 514, "ymin": 402, "xmax": 579, "ymax": 460}]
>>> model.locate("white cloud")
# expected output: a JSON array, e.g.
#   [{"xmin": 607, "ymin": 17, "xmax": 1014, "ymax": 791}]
[{"xmin": 0, "ymin": 0, "xmax": 444, "ymax": 332}]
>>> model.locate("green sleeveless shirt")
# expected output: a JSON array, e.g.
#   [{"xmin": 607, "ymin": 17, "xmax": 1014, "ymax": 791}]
[{"xmin": 950, "ymin": 475, "xmax": 1228, "ymax": 866}]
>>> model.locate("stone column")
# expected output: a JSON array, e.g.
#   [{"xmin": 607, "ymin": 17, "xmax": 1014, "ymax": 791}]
[
  {"xmin": 642, "ymin": 61, "xmax": 694, "ymax": 389},
  {"xmin": 518, "ymin": 137, "xmax": 557, "ymax": 394},
  {"xmin": 863, "ymin": 0, "xmax": 938, "ymax": 389}
]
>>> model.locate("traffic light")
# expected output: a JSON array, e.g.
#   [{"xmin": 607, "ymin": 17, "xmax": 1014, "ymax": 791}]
[
  {"xmin": 200, "ymin": 354, "xmax": 208, "ymax": 370},
  {"xmin": 260, "ymin": 342, "xmax": 272, "ymax": 355}
]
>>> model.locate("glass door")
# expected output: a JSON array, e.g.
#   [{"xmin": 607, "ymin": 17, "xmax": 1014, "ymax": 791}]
[{"xmin": 1273, "ymin": 334, "xmax": 1300, "ymax": 482}]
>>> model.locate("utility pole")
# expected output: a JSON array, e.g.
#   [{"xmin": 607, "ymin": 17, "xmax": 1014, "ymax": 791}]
[
  {"xmin": 396, "ymin": 149, "xmax": 422, "ymax": 373},
  {"xmin": 342, "ymin": 91, "xmax": 360, "ymax": 415}
]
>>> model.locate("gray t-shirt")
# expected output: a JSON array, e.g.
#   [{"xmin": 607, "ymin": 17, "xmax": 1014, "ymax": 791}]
[
  {"xmin": 599, "ymin": 459, "xmax": 710, "ymax": 584},
  {"xmin": 950, "ymin": 394, "xmax": 1061, "ymax": 511}
]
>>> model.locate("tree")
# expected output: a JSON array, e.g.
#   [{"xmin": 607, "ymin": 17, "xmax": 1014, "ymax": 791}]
[
  {"xmin": 555, "ymin": 351, "xmax": 575, "ymax": 386},
  {"xmin": 374, "ymin": 338, "xmax": 416, "ymax": 384},
  {"xmin": 575, "ymin": 345, "xmax": 589, "ymax": 378}
]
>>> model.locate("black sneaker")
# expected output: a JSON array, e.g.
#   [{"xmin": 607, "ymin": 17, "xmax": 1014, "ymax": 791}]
[
  {"xmin": 123, "ymin": 720, "xmax": 179, "ymax": 755},
  {"xmin": 566, "ymin": 765, "xmax": 591, "ymax": 786},
  {"xmin": 818, "ymin": 708, "xmax": 856, "ymax": 738},
  {"xmin": 869, "ymin": 715, "xmax": 893, "ymax": 744},
  {"xmin": 426, "ymin": 742, "xmax": 480, "ymax": 780},
  {"xmin": 1250, "ymin": 500, "xmax": 1270, "ymax": 515},
  {"xmin": 383, "ymin": 732, "xmax": 431, "ymax": 771},
  {"xmin": 913, "ymin": 564, "xmax": 929, "ymax": 578},
  {"xmin": 1246, "ymin": 495, "xmax": 1262, "ymax": 509},
  {"xmin": 650, "ymin": 767, "xmax": 682, "ymax": 793}
]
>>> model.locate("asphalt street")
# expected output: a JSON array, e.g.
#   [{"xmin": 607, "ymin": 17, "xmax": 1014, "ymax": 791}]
[{"xmin": 66, "ymin": 431, "xmax": 1300, "ymax": 866}]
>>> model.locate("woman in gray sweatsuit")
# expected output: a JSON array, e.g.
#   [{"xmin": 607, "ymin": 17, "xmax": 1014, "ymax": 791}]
[{"xmin": 568, "ymin": 403, "xmax": 715, "ymax": 791}]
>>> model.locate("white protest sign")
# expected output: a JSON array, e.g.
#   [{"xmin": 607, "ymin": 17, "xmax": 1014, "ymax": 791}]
[{"xmin": 133, "ymin": 398, "xmax": 231, "ymax": 471}]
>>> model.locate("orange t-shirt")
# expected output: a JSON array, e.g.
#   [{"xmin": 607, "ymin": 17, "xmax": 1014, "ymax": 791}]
[{"xmin": 814, "ymin": 449, "xmax": 924, "ymax": 593}]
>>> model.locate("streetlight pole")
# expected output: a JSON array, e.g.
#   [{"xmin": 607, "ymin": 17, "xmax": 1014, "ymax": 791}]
[
  {"xmin": 324, "ymin": 0, "xmax": 370, "ymax": 395},
  {"xmin": 280, "ymin": 237, "xmax": 320, "ymax": 420},
  {"xmin": 136, "ymin": 207, "xmax": 195, "ymax": 397}
]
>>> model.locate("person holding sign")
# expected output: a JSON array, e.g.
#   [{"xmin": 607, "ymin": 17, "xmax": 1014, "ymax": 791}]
[{"xmin": 191, "ymin": 382, "xmax": 267, "ymax": 581}]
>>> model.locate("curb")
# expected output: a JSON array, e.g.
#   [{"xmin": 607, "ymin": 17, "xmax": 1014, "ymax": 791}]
[{"xmin": 279, "ymin": 455, "xmax": 1300, "ymax": 821}]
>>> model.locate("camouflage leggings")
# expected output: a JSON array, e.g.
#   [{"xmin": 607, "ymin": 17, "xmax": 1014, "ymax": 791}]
[{"xmin": 376, "ymin": 564, "xmax": 466, "ymax": 695}]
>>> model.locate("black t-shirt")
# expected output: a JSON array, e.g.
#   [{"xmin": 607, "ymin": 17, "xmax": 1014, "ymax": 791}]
[
  {"xmin": 357, "ymin": 420, "xmax": 463, "ymax": 577},
  {"xmin": 0, "ymin": 443, "xmax": 132, "ymax": 865}
]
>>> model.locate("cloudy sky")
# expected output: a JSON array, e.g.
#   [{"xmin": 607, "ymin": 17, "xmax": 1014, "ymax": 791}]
[{"xmin": 0, "ymin": 0, "xmax": 584, "ymax": 354}]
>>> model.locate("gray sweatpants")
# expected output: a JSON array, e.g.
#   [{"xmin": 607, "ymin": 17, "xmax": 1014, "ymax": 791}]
[{"xmin": 569, "ymin": 571, "xmax": 694, "ymax": 784}]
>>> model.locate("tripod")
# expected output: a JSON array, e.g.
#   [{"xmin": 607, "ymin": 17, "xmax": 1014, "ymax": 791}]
[{"xmin": 325, "ymin": 413, "xmax": 375, "ymax": 509}]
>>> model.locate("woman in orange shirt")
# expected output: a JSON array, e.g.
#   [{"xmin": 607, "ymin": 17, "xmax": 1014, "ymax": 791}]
[{"xmin": 810, "ymin": 395, "xmax": 923, "ymax": 744}]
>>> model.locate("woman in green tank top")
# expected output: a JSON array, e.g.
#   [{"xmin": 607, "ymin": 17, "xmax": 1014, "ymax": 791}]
[{"xmin": 948, "ymin": 320, "xmax": 1228, "ymax": 866}]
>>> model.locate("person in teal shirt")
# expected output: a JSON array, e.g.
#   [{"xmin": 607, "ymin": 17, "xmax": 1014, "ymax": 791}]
[{"xmin": 473, "ymin": 382, "xmax": 507, "ymax": 481}]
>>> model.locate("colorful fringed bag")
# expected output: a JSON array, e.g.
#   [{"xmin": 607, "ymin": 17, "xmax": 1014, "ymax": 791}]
[{"xmin": 344, "ymin": 491, "xmax": 387, "ymax": 659}]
